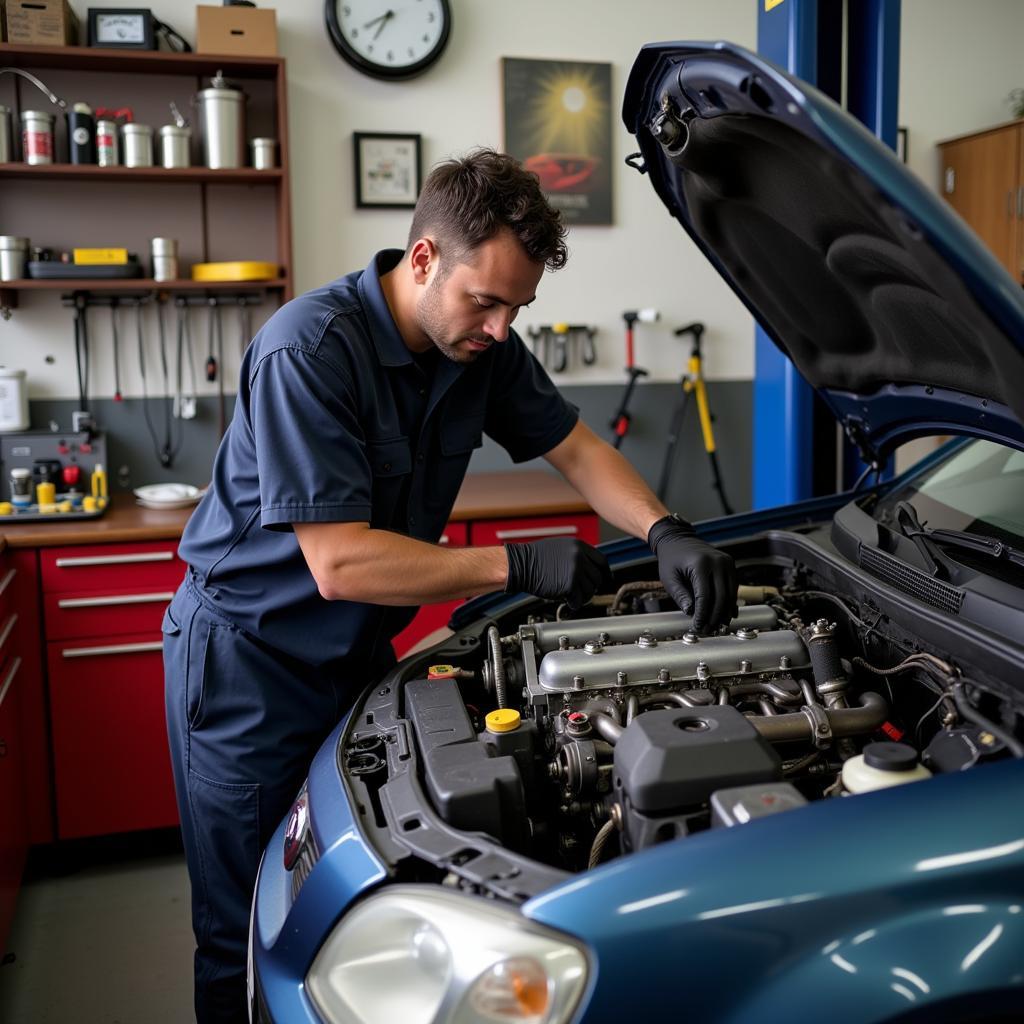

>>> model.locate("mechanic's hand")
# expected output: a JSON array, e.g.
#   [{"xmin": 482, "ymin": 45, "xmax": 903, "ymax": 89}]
[
  {"xmin": 648, "ymin": 514, "xmax": 737, "ymax": 633},
  {"xmin": 505, "ymin": 538, "xmax": 609, "ymax": 608}
]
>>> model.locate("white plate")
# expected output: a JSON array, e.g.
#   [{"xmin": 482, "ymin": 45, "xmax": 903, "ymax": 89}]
[{"xmin": 133, "ymin": 483, "xmax": 204, "ymax": 509}]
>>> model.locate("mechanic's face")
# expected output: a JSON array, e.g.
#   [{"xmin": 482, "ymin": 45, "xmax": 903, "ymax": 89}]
[{"xmin": 416, "ymin": 230, "xmax": 544, "ymax": 364}]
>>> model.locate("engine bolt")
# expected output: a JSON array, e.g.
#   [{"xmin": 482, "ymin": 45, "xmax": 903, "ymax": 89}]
[
  {"xmin": 616, "ymin": 670, "xmax": 628, "ymax": 686},
  {"xmin": 584, "ymin": 640, "xmax": 604, "ymax": 655},
  {"xmin": 637, "ymin": 631, "xmax": 657, "ymax": 648},
  {"xmin": 682, "ymin": 631, "xmax": 700, "ymax": 645},
  {"xmin": 740, "ymin": 659, "xmax": 752, "ymax": 673},
  {"xmin": 558, "ymin": 634, "xmax": 570, "ymax": 651},
  {"xmin": 696, "ymin": 661, "xmax": 711, "ymax": 683},
  {"xmin": 599, "ymin": 631, "xmax": 611, "ymax": 644},
  {"xmin": 736, "ymin": 627, "xmax": 759, "ymax": 640},
  {"xmin": 573, "ymin": 674, "xmax": 586, "ymax": 690},
  {"xmin": 658, "ymin": 668, "xmax": 671, "ymax": 684},
  {"xmin": 779, "ymin": 655, "xmax": 792, "ymax": 669}
]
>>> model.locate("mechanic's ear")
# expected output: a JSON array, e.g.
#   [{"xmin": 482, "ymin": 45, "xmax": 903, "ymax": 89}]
[{"xmin": 409, "ymin": 237, "xmax": 439, "ymax": 285}]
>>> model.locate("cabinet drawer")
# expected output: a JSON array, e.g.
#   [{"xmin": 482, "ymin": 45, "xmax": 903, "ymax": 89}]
[
  {"xmin": 0, "ymin": 566, "xmax": 17, "ymax": 627},
  {"xmin": 469, "ymin": 513, "xmax": 600, "ymax": 548},
  {"xmin": 44, "ymin": 587, "xmax": 175, "ymax": 641},
  {"xmin": 438, "ymin": 522, "xmax": 468, "ymax": 547},
  {"xmin": 47, "ymin": 633, "xmax": 178, "ymax": 839},
  {"xmin": 41, "ymin": 542, "xmax": 185, "ymax": 594}
]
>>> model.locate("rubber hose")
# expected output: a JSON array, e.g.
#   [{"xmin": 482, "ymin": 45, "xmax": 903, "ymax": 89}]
[{"xmin": 487, "ymin": 625, "xmax": 508, "ymax": 710}]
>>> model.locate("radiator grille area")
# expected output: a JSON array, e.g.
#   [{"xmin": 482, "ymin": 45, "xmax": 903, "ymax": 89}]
[
  {"xmin": 859, "ymin": 545, "xmax": 965, "ymax": 615},
  {"xmin": 290, "ymin": 834, "xmax": 320, "ymax": 902}
]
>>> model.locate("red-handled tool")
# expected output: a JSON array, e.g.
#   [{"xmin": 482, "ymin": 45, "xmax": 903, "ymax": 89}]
[{"xmin": 609, "ymin": 308, "xmax": 658, "ymax": 450}]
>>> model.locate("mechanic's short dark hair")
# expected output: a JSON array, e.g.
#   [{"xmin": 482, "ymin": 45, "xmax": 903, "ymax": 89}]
[{"xmin": 408, "ymin": 148, "xmax": 569, "ymax": 272}]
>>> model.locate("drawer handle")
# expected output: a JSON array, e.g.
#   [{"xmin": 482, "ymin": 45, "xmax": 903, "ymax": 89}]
[
  {"xmin": 0, "ymin": 656, "xmax": 21, "ymax": 709},
  {"xmin": 0, "ymin": 614, "xmax": 18, "ymax": 655},
  {"xmin": 494, "ymin": 525, "xmax": 579, "ymax": 540},
  {"xmin": 0, "ymin": 568, "xmax": 16, "ymax": 597},
  {"xmin": 58, "ymin": 591, "xmax": 175, "ymax": 609},
  {"xmin": 54, "ymin": 551, "xmax": 175, "ymax": 568},
  {"xmin": 62, "ymin": 641, "xmax": 164, "ymax": 659}
]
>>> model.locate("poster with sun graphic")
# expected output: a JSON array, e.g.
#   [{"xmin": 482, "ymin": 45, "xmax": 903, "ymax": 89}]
[{"xmin": 502, "ymin": 58, "xmax": 613, "ymax": 226}]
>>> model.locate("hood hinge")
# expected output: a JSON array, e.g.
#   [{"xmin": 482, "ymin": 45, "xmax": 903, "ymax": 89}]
[{"xmin": 844, "ymin": 418, "xmax": 882, "ymax": 471}]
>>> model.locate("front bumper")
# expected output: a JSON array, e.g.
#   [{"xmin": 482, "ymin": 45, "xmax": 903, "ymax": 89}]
[{"xmin": 250, "ymin": 713, "xmax": 388, "ymax": 1023}]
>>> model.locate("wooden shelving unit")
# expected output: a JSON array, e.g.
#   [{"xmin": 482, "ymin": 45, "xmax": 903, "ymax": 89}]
[{"xmin": 0, "ymin": 42, "xmax": 293, "ymax": 317}]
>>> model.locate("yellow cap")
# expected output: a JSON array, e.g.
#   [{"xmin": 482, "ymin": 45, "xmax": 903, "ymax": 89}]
[
  {"xmin": 83, "ymin": 495, "xmax": 98, "ymax": 512},
  {"xmin": 58, "ymin": 500, "xmax": 73, "ymax": 513},
  {"xmin": 0, "ymin": 502, "xmax": 11, "ymax": 516},
  {"xmin": 486, "ymin": 709, "xmax": 521, "ymax": 733},
  {"xmin": 552, "ymin": 322, "xmax": 570, "ymax": 334}
]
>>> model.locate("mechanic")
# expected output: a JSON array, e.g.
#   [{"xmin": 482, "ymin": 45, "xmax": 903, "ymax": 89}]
[{"xmin": 162, "ymin": 147, "xmax": 737, "ymax": 1023}]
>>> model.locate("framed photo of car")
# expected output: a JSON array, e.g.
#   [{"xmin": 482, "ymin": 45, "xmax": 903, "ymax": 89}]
[{"xmin": 353, "ymin": 132, "xmax": 422, "ymax": 209}]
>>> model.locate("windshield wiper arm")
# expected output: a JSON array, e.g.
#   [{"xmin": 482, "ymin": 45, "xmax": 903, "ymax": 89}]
[{"xmin": 892, "ymin": 501, "xmax": 1024, "ymax": 576}]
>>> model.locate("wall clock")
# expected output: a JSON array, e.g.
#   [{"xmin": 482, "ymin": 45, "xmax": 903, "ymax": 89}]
[{"xmin": 325, "ymin": 1, "xmax": 452, "ymax": 81}]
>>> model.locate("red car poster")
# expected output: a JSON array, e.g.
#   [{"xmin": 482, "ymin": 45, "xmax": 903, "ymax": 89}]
[{"xmin": 503, "ymin": 57, "xmax": 613, "ymax": 226}]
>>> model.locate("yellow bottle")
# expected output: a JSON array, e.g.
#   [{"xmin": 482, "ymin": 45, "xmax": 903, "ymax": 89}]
[{"xmin": 90, "ymin": 463, "xmax": 108, "ymax": 500}]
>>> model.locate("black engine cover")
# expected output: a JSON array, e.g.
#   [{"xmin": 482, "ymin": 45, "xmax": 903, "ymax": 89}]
[{"xmin": 614, "ymin": 705, "xmax": 782, "ymax": 814}]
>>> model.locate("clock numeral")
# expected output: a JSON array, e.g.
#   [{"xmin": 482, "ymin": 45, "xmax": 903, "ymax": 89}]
[
  {"xmin": 367, "ymin": 43, "xmax": 374, "ymax": 52},
  {"xmin": 342, "ymin": 5, "xmax": 351, "ymax": 16},
  {"xmin": 387, "ymin": 50, "xmax": 394, "ymax": 61},
  {"xmin": 427, "ymin": 11, "xmax": 435, "ymax": 21},
  {"xmin": 408, "ymin": 47, "xmax": 414, "ymax": 58},
  {"xmin": 422, "ymin": 33, "xmax": 429, "ymax": 42},
  {"xmin": 351, "ymin": 27, "xmax": 359, "ymax": 37}
]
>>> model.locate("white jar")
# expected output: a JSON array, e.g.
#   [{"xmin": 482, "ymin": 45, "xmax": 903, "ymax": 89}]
[
  {"xmin": 842, "ymin": 742, "xmax": 932, "ymax": 795},
  {"xmin": 0, "ymin": 367, "xmax": 29, "ymax": 431}
]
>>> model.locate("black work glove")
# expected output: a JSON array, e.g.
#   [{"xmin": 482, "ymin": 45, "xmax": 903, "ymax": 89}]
[
  {"xmin": 648, "ymin": 513, "xmax": 737, "ymax": 633},
  {"xmin": 505, "ymin": 538, "xmax": 608, "ymax": 608}
]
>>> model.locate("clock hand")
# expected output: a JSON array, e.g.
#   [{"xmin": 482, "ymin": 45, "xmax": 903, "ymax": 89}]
[{"xmin": 371, "ymin": 9, "xmax": 394, "ymax": 40}]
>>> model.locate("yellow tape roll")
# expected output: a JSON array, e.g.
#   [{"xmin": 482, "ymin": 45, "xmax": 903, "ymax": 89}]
[{"xmin": 190, "ymin": 261, "xmax": 279, "ymax": 282}]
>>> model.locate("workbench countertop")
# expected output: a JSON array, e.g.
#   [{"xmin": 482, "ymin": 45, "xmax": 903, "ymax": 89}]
[{"xmin": 0, "ymin": 471, "xmax": 592, "ymax": 550}]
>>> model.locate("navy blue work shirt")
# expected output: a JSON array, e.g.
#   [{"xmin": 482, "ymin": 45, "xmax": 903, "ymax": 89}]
[{"xmin": 179, "ymin": 250, "xmax": 578, "ymax": 669}]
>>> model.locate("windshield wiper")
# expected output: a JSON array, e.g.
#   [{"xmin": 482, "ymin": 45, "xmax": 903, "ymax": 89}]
[{"xmin": 891, "ymin": 500, "xmax": 1024, "ymax": 577}]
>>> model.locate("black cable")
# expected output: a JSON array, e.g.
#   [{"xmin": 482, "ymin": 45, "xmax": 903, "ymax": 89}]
[
  {"xmin": 156, "ymin": 300, "xmax": 181, "ymax": 468},
  {"xmin": 135, "ymin": 300, "xmax": 165, "ymax": 466}
]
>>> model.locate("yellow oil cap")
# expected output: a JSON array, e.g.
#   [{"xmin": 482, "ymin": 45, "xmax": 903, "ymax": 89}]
[
  {"xmin": 486, "ymin": 709, "xmax": 521, "ymax": 733},
  {"xmin": 427, "ymin": 664, "xmax": 456, "ymax": 680}
]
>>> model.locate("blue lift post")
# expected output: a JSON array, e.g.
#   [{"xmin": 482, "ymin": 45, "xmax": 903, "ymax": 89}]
[{"xmin": 753, "ymin": 0, "xmax": 901, "ymax": 507}]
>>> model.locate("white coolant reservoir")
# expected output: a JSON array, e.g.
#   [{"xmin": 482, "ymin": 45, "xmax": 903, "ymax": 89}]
[{"xmin": 842, "ymin": 742, "xmax": 932, "ymax": 794}]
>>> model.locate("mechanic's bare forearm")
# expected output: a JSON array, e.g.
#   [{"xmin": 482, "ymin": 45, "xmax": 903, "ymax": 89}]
[
  {"xmin": 294, "ymin": 522, "xmax": 509, "ymax": 605},
  {"xmin": 546, "ymin": 422, "xmax": 668, "ymax": 541}
]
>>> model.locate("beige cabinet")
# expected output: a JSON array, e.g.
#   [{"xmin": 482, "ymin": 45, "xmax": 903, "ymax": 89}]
[{"xmin": 938, "ymin": 121, "xmax": 1023, "ymax": 283}]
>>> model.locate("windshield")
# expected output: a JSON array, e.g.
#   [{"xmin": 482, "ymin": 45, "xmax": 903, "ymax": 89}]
[{"xmin": 881, "ymin": 440, "xmax": 1024, "ymax": 547}]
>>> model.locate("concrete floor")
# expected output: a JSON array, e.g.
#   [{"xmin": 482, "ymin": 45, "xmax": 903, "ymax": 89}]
[{"xmin": 0, "ymin": 832, "xmax": 195, "ymax": 1024}]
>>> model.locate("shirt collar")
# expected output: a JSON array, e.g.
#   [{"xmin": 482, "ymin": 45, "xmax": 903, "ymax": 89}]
[{"xmin": 358, "ymin": 249, "xmax": 414, "ymax": 367}]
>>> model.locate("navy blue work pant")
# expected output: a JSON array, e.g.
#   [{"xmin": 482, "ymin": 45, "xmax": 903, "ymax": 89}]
[{"xmin": 162, "ymin": 576, "xmax": 360, "ymax": 1024}]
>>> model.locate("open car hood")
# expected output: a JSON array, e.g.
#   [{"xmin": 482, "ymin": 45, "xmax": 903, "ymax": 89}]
[{"xmin": 622, "ymin": 41, "xmax": 1024, "ymax": 459}]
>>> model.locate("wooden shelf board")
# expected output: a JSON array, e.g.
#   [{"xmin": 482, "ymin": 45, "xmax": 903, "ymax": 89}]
[{"xmin": 0, "ymin": 163, "xmax": 282, "ymax": 183}]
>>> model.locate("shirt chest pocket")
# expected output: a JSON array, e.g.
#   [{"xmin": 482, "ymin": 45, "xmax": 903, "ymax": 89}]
[
  {"xmin": 426, "ymin": 416, "xmax": 484, "ymax": 511},
  {"xmin": 367, "ymin": 437, "xmax": 412, "ymax": 527}
]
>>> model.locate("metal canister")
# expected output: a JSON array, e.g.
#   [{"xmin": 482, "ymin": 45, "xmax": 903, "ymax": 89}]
[
  {"xmin": 67, "ymin": 102, "xmax": 96, "ymax": 165},
  {"xmin": 122, "ymin": 123, "xmax": 153, "ymax": 168},
  {"xmin": 250, "ymin": 137, "xmax": 277, "ymax": 170},
  {"xmin": 158, "ymin": 124, "xmax": 191, "ymax": 168},
  {"xmin": 96, "ymin": 119, "xmax": 120, "ymax": 166},
  {"xmin": 150, "ymin": 237, "xmax": 179, "ymax": 282},
  {"xmin": 0, "ymin": 236, "xmax": 28, "ymax": 282},
  {"xmin": 197, "ymin": 70, "xmax": 245, "ymax": 169},
  {"xmin": 0, "ymin": 105, "xmax": 13, "ymax": 163},
  {"xmin": 20, "ymin": 110, "xmax": 55, "ymax": 165}
]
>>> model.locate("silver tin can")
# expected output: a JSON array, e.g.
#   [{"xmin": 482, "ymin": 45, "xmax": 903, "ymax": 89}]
[
  {"xmin": 150, "ymin": 237, "xmax": 179, "ymax": 282},
  {"xmin": 0, "ymin": 105, "xmax": 12, "ymax": 163},
  {"xmin": 158, "ymin": 124, "xmax": 191, "ymax": 169},
  {"xmin": 0, "ymin": 236, "xmax": 29, "ymax": 282},
  {"xmin": 122, "ymin": 123, "xmax": 153, "ymax": 168},
  {"xmin": 198, "ymin": 71, "xmax": 245, "ymax": 169},
  {"xmin": 96, "ymin": 119, "xmax": 120, "ymax": 166},
  {"xmin": 250, "ymin": 137, "xmax": 277, "ymax": 170},
  {"xmin": 20, "ymin": 110, "xmax": 55, "ymax": 165}
]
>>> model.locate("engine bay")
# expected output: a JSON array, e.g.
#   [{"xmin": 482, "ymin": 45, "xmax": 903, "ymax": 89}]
[{"xmin": 341, "ymin": 528, "xmax": 1024, "ymax": 895}]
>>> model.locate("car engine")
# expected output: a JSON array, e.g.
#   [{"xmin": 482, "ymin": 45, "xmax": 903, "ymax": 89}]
[{"xmin": 343, "ymin": 532, "xmax": 1023, "ymax": 889}]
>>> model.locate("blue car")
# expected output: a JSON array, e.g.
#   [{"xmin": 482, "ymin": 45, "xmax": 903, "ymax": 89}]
[{"xmin": 249, "ymin": 42, "xmax": 1024, "ymax": 1023}]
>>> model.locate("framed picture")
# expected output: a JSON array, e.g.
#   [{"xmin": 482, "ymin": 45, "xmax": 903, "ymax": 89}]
[
  {"xmin": 502, "ymin": 57, "xmax": 613, "ymax": 226},
  {"xmin": 353, "ymin": 132, "xmax": 422, "ymax": 209}
]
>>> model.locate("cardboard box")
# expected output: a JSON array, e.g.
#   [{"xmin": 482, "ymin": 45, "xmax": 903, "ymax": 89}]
[
  {"xmin": 196, "ymin": 5, "xmax": 277, "ymax": 56},
  {"xmin": 4, "ymin": 0, "xmax": 78, "ymax": 45}
]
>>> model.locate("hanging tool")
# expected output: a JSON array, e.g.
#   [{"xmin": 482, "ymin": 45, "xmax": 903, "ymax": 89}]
[
  {"xmin": 527, "ymin": 323, "xmax": 598, "ymax": 373},
  {"xmin": 138, "ymin": 298, "xmax": 180, "ymax": 469},
  {"xmin": 71, "ymin": 292, "xmax": 93, "ymax": 434},
  {"xmin": 238, "ymin": 295, "xmax": 252, "ymax": 356},
  {"xmin": 175, "ymin": 298, "xmax": 198, "ymax": 420},
  {"xmin": 657, "ymin": 321, "xmax": 733, "ymax": 514},
  {"xmin": 207, "ymin": 298, "xmax": 226, "ymax": 436},
  {"xmin": 609, "ymin": 308, "xmax": 658, "ymax": 449},
  {"xmin": 110, "ymin": 298, "xmax": 123, "ymax": 402}
]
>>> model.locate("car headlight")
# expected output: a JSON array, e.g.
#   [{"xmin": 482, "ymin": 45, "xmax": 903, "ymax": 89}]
[{"xmin": 305, "ymin": 886, "xmax": 589, "ymax": 1024}]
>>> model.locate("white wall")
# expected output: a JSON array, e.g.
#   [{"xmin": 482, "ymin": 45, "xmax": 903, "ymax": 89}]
[{"xmin": 2, "ymin": 0, "xmax": 1022, "ymax": 402}]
